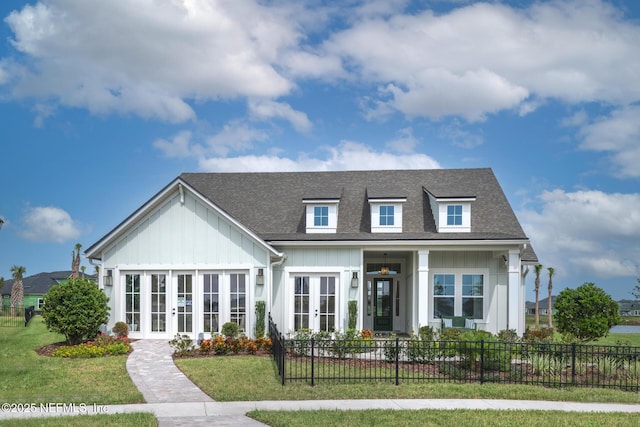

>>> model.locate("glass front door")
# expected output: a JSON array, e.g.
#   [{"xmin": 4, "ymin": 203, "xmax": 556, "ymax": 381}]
[
  {"xmin": 374, "ymin": 278, "xmax": 393, "ymax": 331},
  {"xmin": 293, "ymin": 275, "xmax": 337, "ymax": 332},
  {"xmin": 176, "ymin": 274, "xmax": 193, "ymax": 333},
  {"xmin": 150, "ymin": 274, "xmax": 168, "ymax": 334}
]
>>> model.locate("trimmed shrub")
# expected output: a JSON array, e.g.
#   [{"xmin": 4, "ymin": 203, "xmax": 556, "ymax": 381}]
[
  {"xmin": 112, "ymin": 321, "xmax": 129, "ymax": 338},
  {"xmin": 254, "ymin": 301, "xmax": 266, "ymax": 338},
  {"xmin": 221, "ymin": 322, "xmax": 240, "ymax": 338},
  {"xmin": 41, "ymin": 277, "xmax": 109, "ymax": 345}
]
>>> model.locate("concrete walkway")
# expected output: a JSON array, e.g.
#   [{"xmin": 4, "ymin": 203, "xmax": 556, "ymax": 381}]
[{"xmin": 2, "ymin": 340, "xmax": 640, "ymax": 425}]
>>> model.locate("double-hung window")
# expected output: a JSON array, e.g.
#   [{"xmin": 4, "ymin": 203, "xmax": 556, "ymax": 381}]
[
  {"xmin": 432, "ymin": 271, "xmax": 485, "ymax": 319},
  {"xmin": 447, "ymin": 205, "xmax": 463, "ymax": 226},
  {"xmin": 379, "ymin": 205, "xmax": 394, "ymax": 226},
  {"xmin": 314, "ymin": 206, "xmax": 329, "ymax": 226}
]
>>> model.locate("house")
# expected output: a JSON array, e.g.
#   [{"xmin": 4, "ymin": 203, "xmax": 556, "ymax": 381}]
[
  {"xmin": 1, "ymin": 271, "xmax": 96, "ymax": 312},
  {"xmin": 618, "ymin": 300, "xmax": 640, "ymax": 317},
  {"xmin": 525, "ymin": 296, "xmax": 557, "ymax": 316},
  {"xmin": 84, "ymin": 168, "xmax": 537, "ymax": 339}
]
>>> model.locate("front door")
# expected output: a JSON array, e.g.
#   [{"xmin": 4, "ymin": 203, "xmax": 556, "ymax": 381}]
[
  {"xmin": 293, "ymin": 275, "xmax": 337, "ymax": 332},
  {"xmin": 174, "ymin": 273, "xmax": 194, "ymax": 334},
  {"xmin": 149, "ymin": 273, "xmax": 169, "ymax": 335},
  {"xmin": 374, "ymin": 278, "xmax": 393, "ymax": 331}
]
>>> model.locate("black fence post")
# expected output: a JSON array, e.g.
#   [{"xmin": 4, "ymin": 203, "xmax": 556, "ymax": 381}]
[
  {"xmin": 480, "ymin": 340, "xmax": 485, "ymax": 385},
  {"xmin": 395, "ymin": 337, "xmax": 400, "ymax": 386},
  {"xmin": 280, "ymin": 332, "xmax": 286, "ymax": 386},
  {"xmin": 571, "ymin": 343, "xmax": 577, "ymax": 386},
  {"xmin": 311, "ymin": 337, "xmax": 315, "ymax": 387}
]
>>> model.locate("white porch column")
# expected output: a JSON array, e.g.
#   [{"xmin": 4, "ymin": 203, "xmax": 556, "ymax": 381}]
[
  {"xmin": 417, "ymin": 250, "xmax": 430, "ymax": 329},
  {"xmin": 507, "ymin": 249, "xmax": 522, "ymax": 335}
]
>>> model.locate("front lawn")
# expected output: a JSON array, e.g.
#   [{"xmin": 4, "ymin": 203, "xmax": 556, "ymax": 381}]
[
  {"xmin": 174, "ymin": 355, "xmax": 640, "ymax": 403},
  {"xmin": 248, "ymin": 409, "xmax": 640, "ymax": 427},
  {"xmin": 0, "ymin": 317, "xmax": 144, "ymax": 405},
  {"xmin": 0, "ymin": 413, "xmax": 156, "ymax": 427}
]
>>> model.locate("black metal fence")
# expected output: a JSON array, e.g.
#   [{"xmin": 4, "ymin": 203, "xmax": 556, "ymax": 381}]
[
  {"xmin": 0, "ymin": 306, "xmax": 35, "ymax": 327},
  {"xmin": 268, "ymin": 316, "xmax": 640, "ymax": 391}
]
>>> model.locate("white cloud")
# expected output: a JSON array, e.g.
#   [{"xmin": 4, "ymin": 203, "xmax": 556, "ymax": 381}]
[
  {"xmin": 3, "ymin": 0, "xmax": 300, "ymax": 121},
  {"xmin": 519, "ymin": 189, "xmax": 640, "ymax": 282},
  {"xmin": 153, "ymin": 131, "xmax": 200, "ymax": 158},
  {"xmin": 198, "ymin": 140, "xmax": 441, "ymax": 172},
  {"xmin": 248, "ymin": 99, "xmax": 313, "ymax": 133},
  {"xmin": 206, "ymin": 121, "xmax": 269, "ymax": 156},
  {"xmin": 322, "ymin": 0, "xmax": 640, "ymax": 120},
  {"xmin": 20, "ymin": 206, "xmax": 82, "ymax": 243},
  {"xmin": 575, "ymin": 105, "xmax": 640, "ymax": 178},
  {"xmin": 4, "ymin": 0, "xmax": 639, "ymax": 125},
  {"xmin": 385, "ymin": 127, "xmax": 419, "ymax": 153}
]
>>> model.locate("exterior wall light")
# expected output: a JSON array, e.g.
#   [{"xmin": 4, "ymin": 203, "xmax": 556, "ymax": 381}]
[
  {"xmin": 256, "ymin": 268, "xmax": 265, "ymax": 285},
  {"xmin": 351, "ymin": 271, "xmax": 359, "ymax": 288}
]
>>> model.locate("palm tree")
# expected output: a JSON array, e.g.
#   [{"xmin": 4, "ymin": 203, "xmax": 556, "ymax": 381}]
[
  {"xmin": 70, "ymin": 243, "xmax": 81, "ymax": 279},
  {"xmin": 534, "ymin": 264, "xmax": 543, "ymax": 328},
  {"xmin": 10, "ymin": 265, "xmax": 26, "ymax": 316},
  {"xmin": 547, "ymin": 267, "xmax": 555, "ymax": 329}
]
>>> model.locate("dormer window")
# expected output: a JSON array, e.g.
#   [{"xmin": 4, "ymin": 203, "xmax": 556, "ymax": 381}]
[
  {"xmin": 304, "ymin": 199, "xmax": 339, "ymax": 233},
  {"xmin": 424, "ymin": 187, "xmax": 475, "ymax": 233},
  {"xmin": 369, "ymin": 198, "xmax": 406, "ymax": 233}
]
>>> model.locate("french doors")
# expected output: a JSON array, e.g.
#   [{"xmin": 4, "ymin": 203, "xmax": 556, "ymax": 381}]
[{"xmin": 293, "ymin": 275, "xmax": 337, "ymax": 332}]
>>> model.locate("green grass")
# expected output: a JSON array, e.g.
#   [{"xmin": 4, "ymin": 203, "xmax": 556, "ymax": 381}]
[
  {"xmin": 0, "ymin": 317, "xmax": 144, "ymax": 405},
  {"xmin": 592, "ymin": 333, "xmax": 640, "ymax": 347},
  {"xmin": 174, "ymin": 355, "xmax": 640, "ymax": 403},
  {"xmin": 0, "ymin": 413, "xmax": 156, "ymax": 427},
  {"xmin": 248, "ymin": 409, "xmax": 640, "ymax": 427}
]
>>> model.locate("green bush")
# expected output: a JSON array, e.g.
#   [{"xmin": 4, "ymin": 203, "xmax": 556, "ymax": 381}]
[
  {"xmin": 254, "ymin": 301, "xmax": 266, "ymax": 338},
  {"xmin": 418, "ymin": 325, "xmax": 436, "ymax": 341},
  {"xmin": 41, "ymin": 277, "xmax": 109, "ymax": 345},
  {"xmin": 112, "ymin": 321, "xmax": 129, "ymax": 338},
  {"xmin": 348, "ymin": 300, "xmax": 357, "ymax": 330},
  {"xmin": 52, "ymin": 334, "xmax": 131, "ymax": 358},
  {"xmin": 221, "ymin": 321, "xmax": 240, "ymax": 338},
  {"xmin": 406, "ymin": 338, "xmax": 437, "ymax": 364},
  {"xmin": 169, "ymin": 334, "xmax": 195, "ymax": 356},
  {"xmin": 555, "ymin": 282, "xmax": 620, "ymax": 342}
]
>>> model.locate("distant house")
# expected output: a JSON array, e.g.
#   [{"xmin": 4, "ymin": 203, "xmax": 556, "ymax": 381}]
[
  {"xmin": 618, "ymin": 300, "xmax": 640, "ymax": 317},
  {"xmin": 85, "ymin": 168, "xmax": 538, "ymax": 339},
  {"xmin": 1, "ymin": 271, "xmax": 96, "ymax": 312},
  {"xmin": 525, "ymin": 296, "xmax": 558, "ymax": 316}
]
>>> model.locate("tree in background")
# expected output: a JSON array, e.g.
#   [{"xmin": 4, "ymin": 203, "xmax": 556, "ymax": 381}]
[
  {"xmin": 10, "ymin": 265, "xmax": 25, "ymax": 315},
  {"xmin": 632, "ymin": 277, "xmax": 640, "ymax": 299},
  {"xmin": 533, "ymin": 264, "xmax": 543, "ymax": 328},
  {"xmin": 547, "ymin": 267, "xmax": 555, "ymax": 329},
  {"xmin": 555, "ymin": 282, "xmax": 620, "ymax": 341},
  {"xmin": 41, "ymin": 276, "xmax": 109, "ymax": 345}
]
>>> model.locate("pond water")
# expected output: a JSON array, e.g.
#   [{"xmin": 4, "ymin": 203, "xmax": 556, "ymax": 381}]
[{"xmin": 609, "ymin": 325, "xmax": 640, "ymax": 334}]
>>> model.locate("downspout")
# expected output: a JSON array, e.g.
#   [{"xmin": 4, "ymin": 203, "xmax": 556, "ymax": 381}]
[
  {"xmin": 178, "ymin": 183, "xmax": 185, "ymax": 204},
  {"xmin": 268, "ymin": 253, "xmax": 287, "ymax": 326}
]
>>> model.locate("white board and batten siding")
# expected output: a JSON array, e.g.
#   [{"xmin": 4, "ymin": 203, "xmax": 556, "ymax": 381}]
[{"xmin": 100, "ymin": 191, "xmax": 270, "ymax": 339}]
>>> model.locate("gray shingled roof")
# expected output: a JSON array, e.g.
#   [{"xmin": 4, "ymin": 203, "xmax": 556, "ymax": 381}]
[
  {"xmin": 180, "ymin": 168, "xmax": 534, "ymax": 250},
  {"xmin": 1, "ymin": 271, "xmax": 97, "ymax": 296}
]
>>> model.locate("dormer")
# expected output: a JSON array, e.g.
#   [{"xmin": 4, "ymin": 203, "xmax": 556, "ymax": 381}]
[
  {"xmin": 303, "ymin": 190, "xmax": 341, "ymax": 233},
  {"xmin": 424, "ymin": 188, "xmax": 476, "ymax": 233},
  {"xmin": 368, "ymin": 187, "xmax": 406, "ymax": 233}
]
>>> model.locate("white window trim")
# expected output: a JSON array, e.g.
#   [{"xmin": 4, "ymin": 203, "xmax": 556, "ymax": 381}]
[
  {"xmin": 369, "ymin": 199, "xmax": 405, "ymax": 233},
  {"xmin": 438, "ymin": 202, "xmax": 472, "ymax": 233},
  {"xmin": 304, "ymin": 200, "xmax": 339, "ymax": 233},
  {"xmin": 430, "ymin": 268, "xmax": 488, "ymax": 321}
]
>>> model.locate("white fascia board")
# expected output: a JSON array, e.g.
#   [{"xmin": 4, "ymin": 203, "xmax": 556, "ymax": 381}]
[
  {"xmin": 367, "ymin": 198, "xmax": 407, "ymax": 203},
  {"xmin": 269, "ymin": 239, "xmax": 530, "ymax": 250},
  {"xmin": 302, "ymin": 199, "xmax": 340, "ymax": 204},
  {"xmin": 85, "ymin": 178, "xmax": 283, "ymax": 259}
]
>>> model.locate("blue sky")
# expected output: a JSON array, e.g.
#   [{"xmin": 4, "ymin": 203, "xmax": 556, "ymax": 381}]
[{"xmin": 1, "ymin": 0, "xmax": 639, "ymax": 302}]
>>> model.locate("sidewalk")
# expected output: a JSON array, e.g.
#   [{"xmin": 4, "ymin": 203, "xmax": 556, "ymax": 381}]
[{"xmin": 2, "ymin": 340, "xmax": 640, "ymax": 426}]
